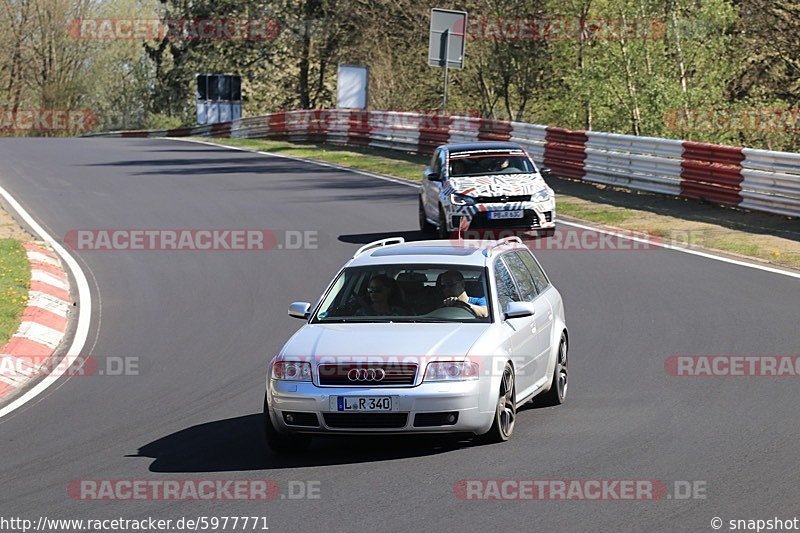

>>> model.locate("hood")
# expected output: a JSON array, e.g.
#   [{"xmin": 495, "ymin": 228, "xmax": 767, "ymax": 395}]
[
  {"xmin": 448, "ymin": 173, "xmax": 547, "ymax": 196},
  {"xmin": 279, "ymin": 322, "xmax": 489, "ymax": 362}
]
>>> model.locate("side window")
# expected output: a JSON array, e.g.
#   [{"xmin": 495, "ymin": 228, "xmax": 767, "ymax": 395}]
[
  {"xmin": 517, "ymin": 250, "xmax": 550, "ymax": 293},
  {"xmin": 438, "ymin": 150, "xmax": 448, "ymax": 178},
  {"xmin": 502, "ymin": 252, "xmax": 538, "ymax": 302},
  {"xmin": 430, "ymin": 149, "xmax": 442, "ymax": 175},
  {"xmin": 527, "ymin": 153, "xmax": 539, "ymax": 173},
  {"xmin": 494, "ymin": 259, "xmax": 521, "ymax": 311}
]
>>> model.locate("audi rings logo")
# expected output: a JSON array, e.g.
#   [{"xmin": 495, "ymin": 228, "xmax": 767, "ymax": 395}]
[{"xmin": 347, "ymin": 368, "xmax": 386, "ymax": 382}]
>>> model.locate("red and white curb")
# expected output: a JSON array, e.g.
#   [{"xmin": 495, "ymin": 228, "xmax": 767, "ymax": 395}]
[
  {"xmin": 0, "ymin": 242, "xmax": 72, "ymax": 402},
  {"xmin": 0, "ymin": 183, "xmax": 90, "ymax": 422}
]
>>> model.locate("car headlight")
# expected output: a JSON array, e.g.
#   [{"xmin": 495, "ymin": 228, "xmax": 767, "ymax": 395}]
[
  {"xmin": 450, "ymin": 192, "xmax": 476, "ymax": 206},
  {"xmin": 532, "ymin": 188, "xmax": 553, "ymax": 202},
  {"xmin": 424, "ymin": 361, "xmax": 480, "ymax": 381},
  {"xmin": 271, "ymin": 361, "xmax": 312, "ymax": 381}
]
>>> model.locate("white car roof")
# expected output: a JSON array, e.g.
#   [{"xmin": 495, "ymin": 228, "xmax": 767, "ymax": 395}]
[{"xmin": 347, "ymin": 238, "xmax": 525, "ymax": 268}]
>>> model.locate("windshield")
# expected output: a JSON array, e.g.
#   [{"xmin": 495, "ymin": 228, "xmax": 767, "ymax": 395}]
[
  {"xmin": 312, "ymin": 265, "xmax": 492, "ymax": 323},
  {"xmin": 448, "ymin": 154, "xmax": 536, "ymax": 177}
]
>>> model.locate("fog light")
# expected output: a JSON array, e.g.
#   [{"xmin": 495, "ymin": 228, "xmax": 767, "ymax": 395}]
[
  {"xmin": 446, "ymin": 414, "xmax": 456, "ymax": 424},
  {"xmin": 285, "ymin": 414, "xmax": 294, "ymax": 423}
]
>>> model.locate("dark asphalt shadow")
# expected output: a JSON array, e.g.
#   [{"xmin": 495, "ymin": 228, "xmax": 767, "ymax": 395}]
[
  {"xmin": 80, "ymin": 157, "xmax": 347, "ymax": 178},
  {"xmin": 130, "ymin": 414, "xmax": 473, "ymax": 472},
  {"xmin": 338, "ymin": 229, "xmax": 549, "ymax": 245},
  {"xmin": 338, "ymin": 230, "xmax": 431, "ymax": 244},
  {"xmin": 146, "ymin": 148, "xmax": 240, "ymax": 153}
]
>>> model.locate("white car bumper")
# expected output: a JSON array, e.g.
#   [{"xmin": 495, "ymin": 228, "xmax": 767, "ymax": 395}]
[
  {"xmin": 446, "ymin": 199, "xmax": 556, "ymax": 231},
  {"xmin": 267, "ymin": 379, "xmax": 494, "ymax": 435}
]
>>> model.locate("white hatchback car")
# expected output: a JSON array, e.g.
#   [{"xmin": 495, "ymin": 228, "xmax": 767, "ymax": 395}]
[
  {"xmin": 419, "ymin": 142, "xmax": 556, "ymax": 238},
  {"xmin": 264, "ymin": 237, "xmax": 568, "ymax": 452}
]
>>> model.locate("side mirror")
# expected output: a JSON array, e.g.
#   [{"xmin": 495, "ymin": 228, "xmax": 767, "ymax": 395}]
[
  {"xmin": 505, "ymin": 301, "xmax": 535, "ymax": 319},
  {"xmin": 539, "ymin": 167, "xmax": 552, "ymax": 176},
  {"xmin": 424, "ymin": 167, "xmax": 441, "ymax": 181},
  {"xmin": 288, "ymin": 301, "xmax": 311, "ymax": 320}
]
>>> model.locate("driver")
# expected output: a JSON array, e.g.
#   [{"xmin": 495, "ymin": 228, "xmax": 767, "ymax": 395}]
[
  {"xmin": 355, "ymin": 274, "xmax": 406, "ymax": 316},
  {"xmin": 440, "ymin": 270, "xmax": 488, "ymax": 318}
]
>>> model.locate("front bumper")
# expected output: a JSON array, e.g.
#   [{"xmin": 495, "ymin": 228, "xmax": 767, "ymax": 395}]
[
  {"xmin": 447, "ymin": 200, "xmax": 556, "ymax": 231},
  {"xmin": 267, "ymin": 379, "xmax": 493, "ymax": 435}
]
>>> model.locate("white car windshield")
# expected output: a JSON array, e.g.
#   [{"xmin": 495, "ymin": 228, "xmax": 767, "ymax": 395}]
[
  {"xmin": 313, "ymin": 265, "xmax": 492, "ymax": 323},
  {"xmin": 448, "ymin": 154, "xmax": 535, "ymax": 177}
]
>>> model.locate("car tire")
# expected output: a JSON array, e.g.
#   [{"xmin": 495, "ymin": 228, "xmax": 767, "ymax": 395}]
[
  {"xmin": 263, "ymin": 394, "xmax": 312, "ymax": 453},
  {"xmin": 537, "ymin": 333, "xmax": 568, "ymax": 407},
  {"xmin": 437, "ymin": 206, "xmax": 449, "ymax": 239},
  {"xmin": 419, "ymin": 196, "xmax": 436, "ymax": 233},
  {"xmin": 478, "ymin": 362, "xmax": 516, "ymax": 444}
]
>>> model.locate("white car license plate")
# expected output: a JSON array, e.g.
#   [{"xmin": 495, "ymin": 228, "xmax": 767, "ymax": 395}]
[
  {"xmin": 336, "ymin": 396, "xmax": 393, "ymax": 412},
  {"xmin": 488, "ymin": 210, "xmax": 524, "ymax": 220}
]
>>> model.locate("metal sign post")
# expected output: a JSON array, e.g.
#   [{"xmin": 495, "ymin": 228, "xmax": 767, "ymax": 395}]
[
  {"xmin": 428, "ymin": 8, "xmax": 467, "ymax": 113},
  {"xmin": 442, "ymin": 30, "xmax": 450, "ymax": 111}
]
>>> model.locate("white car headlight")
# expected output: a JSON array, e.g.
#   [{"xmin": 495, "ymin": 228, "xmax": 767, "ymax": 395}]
[
  {"xmin": 271, "ymin": 361, "xmax": 312, "ymax": 381},
  {"xmin": 532, "ymin": 188, "xmax": 553, "ymax": 202},
  {"xmin": 450, "ymin": 192, "xmax": 476, "ymax": 206},
  {"xmin": 424, "ymin": 361, "xmax": 480, "ymax": 381}
]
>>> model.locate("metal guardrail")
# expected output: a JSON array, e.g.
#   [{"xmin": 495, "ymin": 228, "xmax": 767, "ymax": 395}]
[{"xmin": 740, "ymin": 148, "xmax": 800, "ymax": 217}]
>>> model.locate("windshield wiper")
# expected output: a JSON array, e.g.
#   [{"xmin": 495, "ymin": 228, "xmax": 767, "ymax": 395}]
[{"xmin": 317, "ymin": 318, "xmax": 394, "ymax": 323}]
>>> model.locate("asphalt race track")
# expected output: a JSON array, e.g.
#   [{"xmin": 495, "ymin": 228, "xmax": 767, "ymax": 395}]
[{"xmin": 1, "ymin": 138, "xmax": 798, "ymax": 531}]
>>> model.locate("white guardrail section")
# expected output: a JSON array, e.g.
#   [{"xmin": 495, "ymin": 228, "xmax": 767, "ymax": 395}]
[
  {"xmin": 368, "ymin": 111, "xmax": 420, "ymax": 151},
  {"xmin": 740, "ymin": 148, "xmax": 800, "ymax": 217},
  {"xmin": 584, "ymin": 131, "xmax": 684, "ymax": 196},
  {"xmin": 508, "ymin": 122, "xmax": 547, "ymax": 162},
  {"xmin": 448, "ymin": 116, "xmax": 483, "ymax": 145},
  {"xmin": 231, "ymin": 115, "xmax": 269, "ymax": 138}
]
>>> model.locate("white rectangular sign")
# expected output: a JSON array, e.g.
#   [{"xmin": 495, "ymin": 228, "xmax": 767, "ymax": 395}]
[{"xmin": 336, "ymin": 64, "xmax": 368, "ymax": 109}]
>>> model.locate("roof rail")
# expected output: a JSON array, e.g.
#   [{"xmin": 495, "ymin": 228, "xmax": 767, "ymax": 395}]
[
  {"xmin": 483, "ymin": 236, "xmax": 523, "ymax": 256},
  {"xmin": 353, "ymin": 237, "xmax": 405, "ymax": 258}
]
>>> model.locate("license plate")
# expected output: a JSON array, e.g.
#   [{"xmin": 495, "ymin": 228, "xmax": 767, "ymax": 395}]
[
  {"xmin": 488, "ymin": 210, "xmax": 524, "ymax": 220},
  {"xmin": 335, "ymin": 396, "xmax": 393, "ymax": 412}
]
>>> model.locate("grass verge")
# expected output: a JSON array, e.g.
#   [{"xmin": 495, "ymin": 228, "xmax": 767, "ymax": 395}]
[
  {"xmin": 198, "ymin": 137, "xmax": 800, "ymax": 271},
  {"xmin": 0, "ymin": 239, "xmax": 30, "ymax": 346}
]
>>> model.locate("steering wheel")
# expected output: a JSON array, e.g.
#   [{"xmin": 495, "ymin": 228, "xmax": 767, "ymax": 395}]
[{"xmin": 441, "ymin": 298, "xmax": 478, "ymax": 317}]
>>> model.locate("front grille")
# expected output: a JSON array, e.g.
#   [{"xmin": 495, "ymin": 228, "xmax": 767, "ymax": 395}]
[
  {"xmin": 323, "ymin": 413, "xmax": 409, "ymax": 429},
  {"xmin": 317, "ymin": 363, "xmax": 418, "ymax": 386},
  {"xmin": 414, "ymin": 412, "xmax": 459, "ymax": 427},
  {"xmin": 472, "ymin": 194, "xmax": 531, "ymax": 203},
  {"xmin": 470, "ymin": 210, "xmax": 541, "ymax": 229},
  {"xmin": 282, "ymin": 412, "xmax": 319, "ymax": 427}
]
